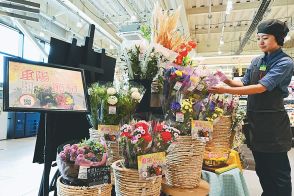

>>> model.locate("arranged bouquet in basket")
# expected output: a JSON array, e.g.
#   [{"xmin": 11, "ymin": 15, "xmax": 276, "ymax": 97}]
[
  {"xmin": 119, "ymin": 120, "xmax": 180, "ymax": 170},
  {"xmin": 119, "ymin": 121, "xmax": 153, "ymax": 169},
  {"xmin": 57, "ymin": 139, "xmax": 107, "ymax": 185}
]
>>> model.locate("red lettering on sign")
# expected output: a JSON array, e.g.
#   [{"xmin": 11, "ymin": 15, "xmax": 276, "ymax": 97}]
[
  {"xmin": 20, "ymin": 70, "xmax": 34, "ymax": 80},
  {"xmin": 36, "ymin": 71, "xmax": 49, "ymax": 82}
]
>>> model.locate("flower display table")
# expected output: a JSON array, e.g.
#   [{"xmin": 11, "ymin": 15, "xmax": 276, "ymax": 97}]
[{"xmin": 161, "ymin": 178, "xmax": 209, "ymax": 196}]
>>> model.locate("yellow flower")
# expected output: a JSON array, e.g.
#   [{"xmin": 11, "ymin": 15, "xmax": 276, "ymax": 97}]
[
  {"xmin": 175, "ymin": 70, "xmax": 183, "ymax": 77},
  {"xmin": 212, "ymin": 114, "xmax": 218, "ymax": 118},
  {"xmin": 65, "ymin": 97, "xmax": 74, "ymax": 105},
  {"xmin": 184, "ymin": 106, "xmax": 189, "ymax": 110}
]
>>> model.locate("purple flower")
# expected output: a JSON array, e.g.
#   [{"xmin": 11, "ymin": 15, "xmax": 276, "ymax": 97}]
[
  {"xmin": 194, "ymin": 101, "xmax": 204, "ymax": 113},
  {"xmin": 170, "ymin": 102, "xmax": 181, "ymax": 111},
  {"xmin": 209, "ymin": 102, "xmax": 215, "ymax": 111},
  {"xmin": 204, "ymin": 74, "xmax": 220, "ymax": 88}
]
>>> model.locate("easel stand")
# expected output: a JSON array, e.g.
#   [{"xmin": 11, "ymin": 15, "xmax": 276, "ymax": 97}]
[{"xmin": 38, "ymin": 112, "xmax": 55, "ymax": 196}]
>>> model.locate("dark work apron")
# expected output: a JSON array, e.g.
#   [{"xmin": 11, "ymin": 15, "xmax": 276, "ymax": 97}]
[{"xmin": 245, "ymin": 53, "xmax": 292, "ymax": 152}]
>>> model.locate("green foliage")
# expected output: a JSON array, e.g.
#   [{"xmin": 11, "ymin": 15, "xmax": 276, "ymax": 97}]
[{"xmin": 140, "ymin": 24, "xmax": 151, "ymax": 42}]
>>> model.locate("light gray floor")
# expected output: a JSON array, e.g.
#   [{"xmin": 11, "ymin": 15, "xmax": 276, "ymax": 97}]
[{"xmin": 0, "ymin": 137, "xmax": 294, "ymax": 196}]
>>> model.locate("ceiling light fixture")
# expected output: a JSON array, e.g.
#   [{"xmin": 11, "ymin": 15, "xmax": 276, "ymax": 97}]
[
  {"xmin": 226, "ymin": 0, "xmax": 233, "ymax": 15},
  {"xmin": 130, "ymin": 15, "xmax": 137, "ymax": 22},
  {"xmin": 220, "ymin": 38, "xmax": 224, "ymax": 45},
  {"xmin": 39, "ymin": 31, "xmax": 45, "ymax": 37},
  {"xmin": 76, "ymin": 19, "xmax": 82, "ymax": 28}
]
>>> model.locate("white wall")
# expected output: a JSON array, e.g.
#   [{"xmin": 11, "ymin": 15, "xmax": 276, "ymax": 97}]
[{"xmin": 0, "ymin": 99, "xmax": 8, "ymax": 140}]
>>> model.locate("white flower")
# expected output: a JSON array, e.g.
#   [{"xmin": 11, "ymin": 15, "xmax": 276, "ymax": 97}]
[
  {"xmin": 174, "ymin": 133, "xmax": 179, "ymax": 138},
  {"xmin": 107, "ymin": 96, "xmax": 118, "ymax": 105},
  {"xmin": 141, "ymin": 129, "xmax": 145, "ymax": 134},
  {"xmin": 131, "ymin": 91, "xmax": 141, "ymax": 100},
  {"xmin": 106, "ymin": 87, "xmax": 116, "ymax": 95},
  {"xmin": 137, "ymin": 134, "xmax": 142, "ymax": 138},
  {"xmin": 142, "ymin": 171, "xmax": 148, "ymax": 178},
  {"xmin": 163, "ymin": 125, "xmax": 168, "ymax": 129},
  {"xmin": 150, "ymin": 52, "xmax": 154, "ymax": 57},
  {"xmin": 88, "ymin": 88, "xmax": 93, "ymax": 95},
  {"xmin": 130, "ymin": 87, "xmax": 139, "ymax": 93}
]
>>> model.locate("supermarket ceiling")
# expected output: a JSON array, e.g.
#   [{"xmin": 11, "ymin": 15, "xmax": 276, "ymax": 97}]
[{"xmin": 1, "ymin": 0, "xmax": 294, "ymax": 57}]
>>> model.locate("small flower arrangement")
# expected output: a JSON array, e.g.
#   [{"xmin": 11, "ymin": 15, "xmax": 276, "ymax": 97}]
[
  {"xmin": 119, "ymin": 120, "xmax": 179, "ymax": 169},
  {"xmin": 58, "ymin": 139, "xmax": 107, "ymax": 167},
  {"xmin": 119, "ymin": 121, "xmax": 153, "ymax": 168},
  {"xmin": 56, "ymin": 139, "xmax": 108, "ymax": 185}
]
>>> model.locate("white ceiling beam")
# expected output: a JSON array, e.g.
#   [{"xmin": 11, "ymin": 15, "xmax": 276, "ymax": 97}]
[
  {"xmin": 13, "ymin": 19, "xmax": 49, "ymax": 58},
  {"xmin": 117, "ymin": 0, "xmax": 139, "ymax": 18},
  {"xmin": 192, "ymin": 25, "xmax": 248, "ymax": 34},
  {"xmin": 187, "ymin": 0, "xmax": 294, "ymax": 15},
  {"xmin": 57, "ymin": 0, "xmax": 122, "ymax": 46}
]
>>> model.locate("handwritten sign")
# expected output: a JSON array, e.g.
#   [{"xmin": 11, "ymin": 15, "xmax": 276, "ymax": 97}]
[
  {"xmin": 87, "ymin": 166, "xmax": 111, "ymax": 186},
  {"xmin": 191, "ymin": 120, "xmax": 213, "ymax": 142},
  {"xmin": 137, "ymin": 152, "xmax": 166, "ymax": 180},
  {"xmin": 3, "ymin": 57, "xmax": 88, "ymax": 112}
]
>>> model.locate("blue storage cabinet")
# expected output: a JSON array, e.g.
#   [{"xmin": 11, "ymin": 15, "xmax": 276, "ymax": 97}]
[
  {"xmin": 7, "ymin": 112, "xmax": 40, "ymax": 139},
  {"xmin": 25, "ymin": 113, "xmax": 40, "ymax": 137}
]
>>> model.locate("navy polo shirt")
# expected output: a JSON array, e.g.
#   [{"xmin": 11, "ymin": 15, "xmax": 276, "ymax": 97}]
[{"xmin": 242, "ymin": 48, "xmax": 294, "ymax": 98}]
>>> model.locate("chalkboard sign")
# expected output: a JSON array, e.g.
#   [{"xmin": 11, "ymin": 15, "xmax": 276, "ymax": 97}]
[
  {"xmin": 3, "ymin": 57, "xmax": 88, "ymax": 113},
  {"xmin": 87, "ymin": 166, "xmax": 111, "ymax": 186}
]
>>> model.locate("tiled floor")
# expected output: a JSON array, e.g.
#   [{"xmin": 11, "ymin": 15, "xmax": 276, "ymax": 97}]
[{"xmin": 0, "ymin": 137, "xmax": 294, "ymax": 196}]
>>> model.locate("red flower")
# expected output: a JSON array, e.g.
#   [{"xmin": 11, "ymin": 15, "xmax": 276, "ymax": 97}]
[
  {"xmin": 154, "ymin": 123, "xmax": 163, "ymax": 132},
  {"xmin": 135, "ymin": 122, "xmax": 149, "ymax": 132},
  {"xmin": 120, "ymin": 132, "xmax": 131, "ymax": 138},
  {"xmin": 186, "ymin": 45, "xmax": 192, "ymax": 52},
  {"xmin": 179, "ymin": 43, "xmax": 186, "ymax": 49},
  {"xmin": 188, "ymin": 40, "xmax": 197, "ymax": 48},
  {"xmin": 179, "ymin": 49, "xmax": 188, "ymax": 57},
  {"xmin": 141, "ymin": 134, "xmax": 152, "ymax": 142},
  {"xmin": 160, "ymin": 131, "xmax": 172, "ymax": 143},
  {"xmin": 175, "ymin": 55, "xmax": 183, "ymax": 65}
]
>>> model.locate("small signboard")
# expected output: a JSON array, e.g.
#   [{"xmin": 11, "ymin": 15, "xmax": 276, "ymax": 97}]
[
  {"xmin": 137, "ymin": 152, "xmax": 166, "ymax": 180},
  {"xmin": 3, "ymin": 57, "xmax": 88, "ymax": 112},
  {"xmin": 191, "ymin": 120, "xmax": 213, "ymax": 142},
  {"xmin": 87, "ymin": 166, "xmax": 111, "ymax": 186}
]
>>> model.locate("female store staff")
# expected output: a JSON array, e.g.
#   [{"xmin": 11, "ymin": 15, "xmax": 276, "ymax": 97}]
[{"xmin": 209, "ymin": 19, "xmax": 293, "ymax": 196}]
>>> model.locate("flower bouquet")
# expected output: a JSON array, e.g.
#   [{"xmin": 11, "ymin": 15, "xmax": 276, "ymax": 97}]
[{"xmin": 56, "ymin": 139, "xmax": 107, "ymax": 186}]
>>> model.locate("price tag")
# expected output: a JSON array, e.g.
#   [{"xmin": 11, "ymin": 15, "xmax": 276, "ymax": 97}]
[
  {"xmin": 78, "ymin": 166, "xmax": 89, "ymax": 179},
  {"xmin": 109, "ymin": 106, "xmax": 116, "ymax": 114},
  {"xmin": 196, "ymin": 84, "xmax": 204, "ymax": 91},
  {"xmin": 187, "ymin": 84, "xmax": 196, "ymax": 92},
  {"xmin": 176, "ymin": 112, "xmax": 184, "ymax": 122},
  {"xmin": 174, "ymin": 82, "xmax": 183, "ymax": 91}
]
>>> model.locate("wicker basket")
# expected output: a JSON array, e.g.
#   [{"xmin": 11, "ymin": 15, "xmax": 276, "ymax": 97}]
[
  {"xmin": 57, "ymin": 176, "xmax": 112, "ymax": 196},
  {"xmin": 111, "ymin": 160, "xmax": 162, "ymax": 196},
  {"xmin": 206, "ymin": 115, "xmax": 233, "ymax": 149},
  {"xmin": 165, "ymin": 136, "xmax": 205, "ymax": 188}
]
